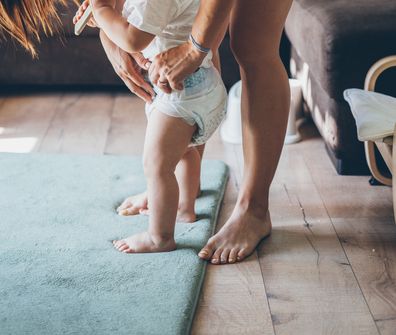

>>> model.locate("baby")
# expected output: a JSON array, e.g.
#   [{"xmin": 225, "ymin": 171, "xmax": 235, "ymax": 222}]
[{"xmin": 74, "ymin": 0, "xmax": 227, "ymax": 253}]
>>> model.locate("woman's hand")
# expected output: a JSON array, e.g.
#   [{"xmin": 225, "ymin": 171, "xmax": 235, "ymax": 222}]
[
  {"xmin": 149, "ymin": 40, "xmax": 206, "ymax": 93},
  {"xmin": 100, "ymin": 31, "xmax": 155, "ymax": 103}
]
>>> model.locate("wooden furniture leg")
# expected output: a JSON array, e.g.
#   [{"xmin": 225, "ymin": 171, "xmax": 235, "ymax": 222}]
[
  {"xmin": 365, "ymin": 141, "xmax": 392, "ymax": 186},
  {"xmin": 364, "ymin": 55, "xmax": 396, "ymax": 186},
  {"xmin": 393, "ymin": 124, "xmax": 396, "ymax": 220}
]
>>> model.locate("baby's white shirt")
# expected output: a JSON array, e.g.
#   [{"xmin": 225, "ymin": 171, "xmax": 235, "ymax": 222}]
[{"xmin": 122, "ymin": 0, "xmax": 212, "ymax": 67}]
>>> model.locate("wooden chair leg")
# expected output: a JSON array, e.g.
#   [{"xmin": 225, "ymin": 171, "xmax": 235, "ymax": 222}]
[
  {"xmin": 393, "ymin": 125, "xmax": 396, "ymax": 224},
  {"xmin": 365, "ymin": 141, "xmax": 392, "ymax": 186}
]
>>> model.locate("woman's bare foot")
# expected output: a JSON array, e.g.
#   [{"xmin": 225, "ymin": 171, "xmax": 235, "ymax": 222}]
[
  {"xmin": 198, "ymin": 208, "xmax": 272, "ymax": 264},
  {"xmin": 113, "ymin": 231, "xmax": 176, "ymax": 253},
  {"xmin": 117, "ymin": 191, "xmax": 148, "ymax": 216}
]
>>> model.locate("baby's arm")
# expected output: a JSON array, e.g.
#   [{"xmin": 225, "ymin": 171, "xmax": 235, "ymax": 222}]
[{"xmin": 91, "ymin": 0, "xmax": 154, "ymax": 53}]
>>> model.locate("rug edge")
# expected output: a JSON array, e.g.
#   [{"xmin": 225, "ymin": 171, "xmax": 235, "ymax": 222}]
[{"xmin": 185, "ymin": 162, "xmax": 230, "ymax": 335}]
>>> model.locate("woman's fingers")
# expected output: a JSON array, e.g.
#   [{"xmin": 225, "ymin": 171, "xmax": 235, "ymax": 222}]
[
  {"xmin": 121, "ymin": 75, "xmax": 153, "ymax": 103},
  {"xmin": 166, "ymin": 69, "xmax": 184, "ymax": 91},
  {"xmin": 125, "ymin": 70, "xmax": 155, "ymax": 97},
  {"xmin": 131, "ymin": 52, "xmax": 151, "ymax": 70},
  {"xmin": 157, "ymin": 71, "xmax": 172, "ymax": 94},
  {"xmin": 100, "ymin": 37, "xmax": 154, "ymax": 103},
  {"xmin": 122, "ymin": 55, "xmax": 155, "ymax": 97},
  {"xmin": 148, "ymin": 59, "xmax": 160, "ymax": 86}
]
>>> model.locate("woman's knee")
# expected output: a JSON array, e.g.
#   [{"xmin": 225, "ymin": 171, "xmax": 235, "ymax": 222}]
[
  {"xmin": 229, "ymin": 0, "xmax": 291, "ymax": 69},
  {"xmin": 230, "ymin": 36, "xmax": 279, "ymax": 70}
]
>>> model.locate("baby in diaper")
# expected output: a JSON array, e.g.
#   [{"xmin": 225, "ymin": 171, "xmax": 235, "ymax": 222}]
[{"xmin": 74, "ymin": 0, "xmax": 226, "ymax": 253}]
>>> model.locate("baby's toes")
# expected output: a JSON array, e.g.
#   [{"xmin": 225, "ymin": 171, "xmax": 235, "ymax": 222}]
[
  {"xmin": 113, "ymin": 240, "xmax": 124, "ymax": 249},
  {"xmin": 118, "ymin": 244, "xmax": 130, "ymax": 252},
  {"xmin": 119, "ymin": 207, "xmax": 140, "ymax": 216}
]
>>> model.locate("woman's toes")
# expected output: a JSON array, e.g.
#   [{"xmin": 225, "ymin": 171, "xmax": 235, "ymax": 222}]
[
  {"xmin": 211, "ymin": 248, "xmax": 223, "ymax": 265},
  {"xmin": 220, "ymin": 249, "xmax": 231, "ymax": 264},
  {"xmin": 198, "ymin": 242, "xmax": 215, "ymax": 260},
  {"xmin": 237, "ymin": 248, "xmax": 248, "ymax": 262},
  {"xmin": 228, "ymin": 248, "xmax": 238, "ymax": 263}
]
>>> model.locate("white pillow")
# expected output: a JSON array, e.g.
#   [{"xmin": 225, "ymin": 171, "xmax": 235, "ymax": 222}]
[{"xmin": 344, "ymin": 88, "xmax": 396, "ymax": 141}]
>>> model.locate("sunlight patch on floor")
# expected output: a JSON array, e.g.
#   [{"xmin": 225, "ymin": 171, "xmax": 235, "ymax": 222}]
[{"xmin": 0, "ymin": 137, "xmax": 37, "ymax": 153}]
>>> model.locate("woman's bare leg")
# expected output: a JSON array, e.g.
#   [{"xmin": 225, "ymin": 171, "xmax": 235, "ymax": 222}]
[{"xmin": 199, "ymin": 0, "xmax": 293, "ymax": 264}]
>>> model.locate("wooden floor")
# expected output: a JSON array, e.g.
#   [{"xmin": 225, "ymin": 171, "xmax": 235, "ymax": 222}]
[{"xmin": 1, "ymin": 92, "xmax": 396, "ymax": 335}]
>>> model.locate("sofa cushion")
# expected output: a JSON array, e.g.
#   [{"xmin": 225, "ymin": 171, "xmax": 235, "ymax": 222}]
[{"xmin": 285, "ymin": 0, "xmax": 396, "ymax": 101}]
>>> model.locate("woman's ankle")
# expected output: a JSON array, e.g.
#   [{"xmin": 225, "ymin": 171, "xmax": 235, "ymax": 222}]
[{"xmin": 235, "ymin": 197, "xmax": 269, "ymax": 219}]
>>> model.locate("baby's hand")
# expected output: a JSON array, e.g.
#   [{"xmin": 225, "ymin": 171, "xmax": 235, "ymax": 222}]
[{"xmin": 73, "ymin": 0, "xmax": 98, "ymax": 28}]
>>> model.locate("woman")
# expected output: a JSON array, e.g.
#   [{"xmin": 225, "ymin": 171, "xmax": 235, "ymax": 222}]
[{"xmin": 0, "ymin": 0, "xmax": 293, "ymax": 264}]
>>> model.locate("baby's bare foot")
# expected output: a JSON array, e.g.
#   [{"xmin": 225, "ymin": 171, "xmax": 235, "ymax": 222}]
[
  {"xmin": 117, "ymin": 191, "xmax": 148, "ymax": 216},
  {"xmin": 176, "ymin": 209, "xmax": 196, "ymax": 223},
  {"xmin": 113, "ymin": 231, "xmax": 176, "ymax": 253}
]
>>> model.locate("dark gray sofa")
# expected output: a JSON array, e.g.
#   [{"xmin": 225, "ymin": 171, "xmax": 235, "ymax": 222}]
[
  {"xmin": 0, "ymin": 4, "xmax": 241, "ymax": 90},
  {"xmin": 0, "ymin": 5, "xmax": 127, "ymax": 88},
  {"xmin": 285, "ymin": 0, "xmax": 396, "ymax": 175}
]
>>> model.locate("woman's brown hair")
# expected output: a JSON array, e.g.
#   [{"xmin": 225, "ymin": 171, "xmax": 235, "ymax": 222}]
[{"xmin": 0, "ymin": 0, "xmax": 76, "ymax": 57}]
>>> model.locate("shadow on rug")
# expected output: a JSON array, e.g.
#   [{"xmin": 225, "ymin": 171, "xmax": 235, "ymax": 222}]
[{"xmin": 0, "ymin": 153, "xmax": 229, "ymax": 335}]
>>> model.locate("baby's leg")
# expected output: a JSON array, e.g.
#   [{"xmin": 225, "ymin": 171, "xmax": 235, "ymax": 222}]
[
  {"xmin": 117, "ymin": 144, "xmax": 205, "ymax": 217},
  {"xmin": 175, "ymin": 147, "xmax": 201, "ymax": 223},
  {"xmin": 113, "ymin": 109, "xmax": 196, "ymax": 253}
]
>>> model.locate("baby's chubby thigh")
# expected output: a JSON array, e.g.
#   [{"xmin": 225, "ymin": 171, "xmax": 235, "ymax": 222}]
[{"xmin": 142, "ymin": 105, "xmax": 197, "ymax": 179}]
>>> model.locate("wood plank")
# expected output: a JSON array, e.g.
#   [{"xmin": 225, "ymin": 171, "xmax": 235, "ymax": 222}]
[
  {"xmin": 39, "ymin": 93, "xmax": 114, "ymax": 154},
  {"xmin": 258, "ymin": 142, "xmax": 379, "ymax": 335},
  {"xmin": 104, "ymin": 94, "xmax": 146, "ymax": 155},
  {"xmin": 298, "ymin": 131, "xmax": 393, "ymax": 219},
  {"xmin": 301, "ymin": 123, "xmax": 396, "ymax": 334},
  {"xmin": 332, "ymin": 217, "xmax": 396, "ymax": 335},
  {"xmin": 0, "ymin": 93, "xmax": 60, "ymax": 153}
]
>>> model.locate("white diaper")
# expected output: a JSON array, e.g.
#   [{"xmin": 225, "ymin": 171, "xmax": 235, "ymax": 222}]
[{"xmin": 145, "ymin": 66, "xmax": 227, "ymax": 146}]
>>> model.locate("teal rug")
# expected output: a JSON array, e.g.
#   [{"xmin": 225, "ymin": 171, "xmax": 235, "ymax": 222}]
[{"xmin": 0, "ymin": 153, "xmax": 228, "ymax": 335}]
